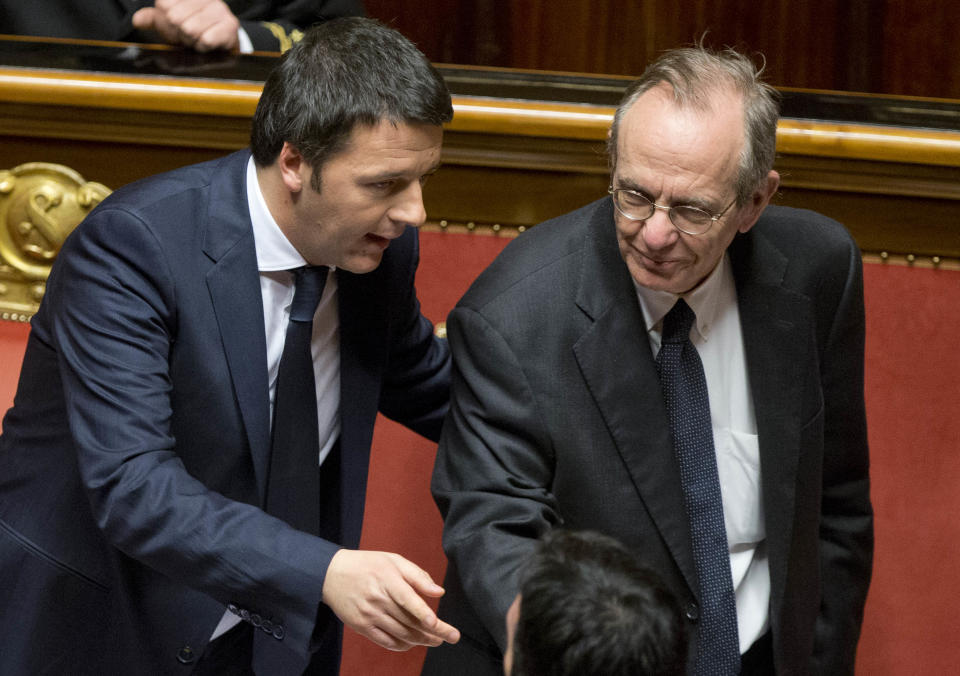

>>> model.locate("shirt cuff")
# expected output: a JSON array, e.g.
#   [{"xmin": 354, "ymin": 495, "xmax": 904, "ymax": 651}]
[{"xmin": 237, "ymin": 26, "xmax": 254, "ymax": 54}]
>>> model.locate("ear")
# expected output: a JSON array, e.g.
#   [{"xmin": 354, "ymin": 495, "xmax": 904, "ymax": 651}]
[
  {"xmin": 277, "ymin": 142, "xmax": 307, "ymax": 193},
  {"xmin": 737, "ymin": 169, "xmax": 780, "ymax": 234}
]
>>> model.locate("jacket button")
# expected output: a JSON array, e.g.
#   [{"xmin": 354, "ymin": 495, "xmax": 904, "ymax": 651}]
[
  {"xmin": 272, "ymin": 625, "xmax": 285, "ymax": 640},
  {"xmin": 684, "ymin": 603, "xmax": 700, "ymax": 622},
  {"xmin": 176, "ymin": 646, "xmax": 196, "ymax": 664},
  {"xmin": 262, "ymin": 619, "xmax": 274, "ymax": 633},
  {"xmin": 251, "ymin": 613, "xmax": 263, "ymax": 627}
]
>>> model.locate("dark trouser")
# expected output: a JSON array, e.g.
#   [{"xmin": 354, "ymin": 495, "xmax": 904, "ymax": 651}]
[
  {"xmin": 192, "ymin": 621, "xmax": 343, "ymax": 676},
  {"xmin": 193, "ymin": 623, "xmax": 255, "ymax": 676},
  {"xmin": 740, "ymin": 631, "xmax": 774, "ymax": 675},
  {"xmin": 195, "ymin": 447, "xmax": 344, "ymax": 676}
]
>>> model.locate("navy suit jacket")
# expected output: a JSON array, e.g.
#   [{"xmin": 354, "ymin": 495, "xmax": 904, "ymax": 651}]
[
  {"xmin": 424, "ymin": 198, "xmax": 873, "ymax": 676},
  {"xmin": 0, "ymin": 150, "xmax": 449, "ymax": 674}
]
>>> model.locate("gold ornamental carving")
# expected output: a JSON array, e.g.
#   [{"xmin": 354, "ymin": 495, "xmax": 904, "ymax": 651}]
[{"xmin": 0, "ymin": 163, "xmax": 110, "ymax": 321}]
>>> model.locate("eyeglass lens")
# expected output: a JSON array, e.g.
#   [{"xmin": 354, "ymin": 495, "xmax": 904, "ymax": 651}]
[{"xmin": 612, "ymin": 190, "xmax": 714, "ymax": 233}]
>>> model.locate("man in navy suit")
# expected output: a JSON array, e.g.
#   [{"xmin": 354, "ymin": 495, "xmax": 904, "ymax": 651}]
[
  {"xmin": 424, "ymin": 46, "xmax": 872, "ymax": 676},
  {"xmin": 0, "ymin": 17, "xmax": 458, "ymax": 675}
]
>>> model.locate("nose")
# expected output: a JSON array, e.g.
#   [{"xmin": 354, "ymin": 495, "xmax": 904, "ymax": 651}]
[
  {"xmin": 640, "ymin": 206, "xmax": 679, "ymax": 250},
  {"xmin": 389, "ymin": 182, "xmax": 428, "ymax": 228}
]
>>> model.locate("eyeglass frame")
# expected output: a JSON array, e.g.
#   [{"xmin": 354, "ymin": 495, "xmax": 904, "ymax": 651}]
[{"xmin": 607, "ymin": 186, "xmax": 737, "ymax": 236}]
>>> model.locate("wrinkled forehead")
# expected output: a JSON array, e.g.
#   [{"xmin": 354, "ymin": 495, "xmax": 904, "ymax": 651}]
[{"xmin": 614, "ymin": 84, "xmax": 745, "ymax": 184}]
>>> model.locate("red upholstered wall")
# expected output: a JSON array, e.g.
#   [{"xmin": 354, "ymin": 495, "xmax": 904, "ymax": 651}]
[
  {"xmin": 344, "ymin": 230, "xmax": 513, "ymax": 673},
  {"xmin": 0, "ymin": 321, "xmax": 29, "ymax": 416},
  {"xmin": 1, "ymin": 231, "xmax": 958, "ymax": 674},
  {"xmin": 857, "ymin": 263, "xmax": 960, "ymax": 675}
]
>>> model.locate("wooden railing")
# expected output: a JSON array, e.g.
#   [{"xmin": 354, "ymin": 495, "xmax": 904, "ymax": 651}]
[{"xmin": 3, "ymin": 37, "xmax": 959, "ymax": 320}]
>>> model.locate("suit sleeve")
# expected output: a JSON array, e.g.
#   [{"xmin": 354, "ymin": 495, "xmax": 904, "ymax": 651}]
[
  {"xmin": 49, "ymin": 207, "xmax": 337, "ymax": 664},
  {"xmin": 431, "ymin": 305, "xmax": 562, "ymax": 649},
  {"xmin": 812, "ymin": 232, "xmax": 874, "ymax": 673},
  {"xmin": 377, "ymin": 230, "xmax": 451, "ymax": 443},
  {"xmin": 236, "ymin": 0, "xmax": 364, "ymax": 51}
]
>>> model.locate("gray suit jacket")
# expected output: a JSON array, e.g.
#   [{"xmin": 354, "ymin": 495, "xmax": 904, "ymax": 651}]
[{"xmin": 425, "ymin": 198, "xmax": 872, "ymax": 676}]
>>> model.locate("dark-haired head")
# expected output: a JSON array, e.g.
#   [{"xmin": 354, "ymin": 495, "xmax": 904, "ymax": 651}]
[
  {"xmin": 250, "ymin": 17, "xmax": 453, "ymax": 191},
  {"xmin": 508, "ymin": 530, "xmax": 687, "ymax": 676}
]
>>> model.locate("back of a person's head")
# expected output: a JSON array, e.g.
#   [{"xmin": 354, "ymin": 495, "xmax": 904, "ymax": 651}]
[
  {"xmin": 512, "ymin": 530, "xmax": 686, "ymax": 676},
  {"xmin": 250, "ymin": 17, "xmax": 453, "ymax": 171}
]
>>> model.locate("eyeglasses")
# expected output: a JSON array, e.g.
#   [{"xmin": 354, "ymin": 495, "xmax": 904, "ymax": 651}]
[{"xmin": 608, "ymin": 187, "xmax": 736, "ymax": 236}]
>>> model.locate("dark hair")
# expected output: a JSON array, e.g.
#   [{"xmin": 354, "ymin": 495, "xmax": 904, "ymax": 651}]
[
  {"xmin": 250, "ymin": 17, "xmax": 453, "ymax": 190},
  {"xmin": 512, "ymin": 530, "xmax": 687, "ymax": 676},
  {"xmin": 607, "ymin": 45, "xmax": 780, "ymax": 204}
]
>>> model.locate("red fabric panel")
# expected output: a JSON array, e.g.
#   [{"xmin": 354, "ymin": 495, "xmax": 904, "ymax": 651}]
[
  {"xmin": 0, "ymin": 321, "xmax": 29, "ymax": 429},
  {"xmin": 855, "ymin": 263, "xmax": 960, "ymax": 675},
  {"xmin": 415, "ymin": 229, "xmax": 513, "ymax": 325},
  {"xmin": 343, "ymin": 231, "xmax": 510, "ymax": 674}
]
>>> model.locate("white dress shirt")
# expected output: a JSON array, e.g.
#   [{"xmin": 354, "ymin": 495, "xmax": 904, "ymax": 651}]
[
  {"xmin": 210, "ymin": 156, "xmax": 342, "ymax": 640},
  {"xmin": 634, "ymin": 253, "xmax": 769, "ymax": 653}
]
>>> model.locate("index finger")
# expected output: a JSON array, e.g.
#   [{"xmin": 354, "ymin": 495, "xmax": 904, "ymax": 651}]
[
  {"xmin": 393, "ymin": 555, "xmax": 445, "ymax": 599},
  {"xmin": 385, "ymin": 567, "xmax": 460, "ymax": 644}
]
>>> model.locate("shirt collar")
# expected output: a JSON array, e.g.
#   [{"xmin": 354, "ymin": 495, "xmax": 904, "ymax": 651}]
[
  {"xmin": 246, "ymin": 156, "xmax": 308, "ymax": 272},
  {"xmin": 634, "ymin": 253, "xmax": 733, "ymax": 342}
]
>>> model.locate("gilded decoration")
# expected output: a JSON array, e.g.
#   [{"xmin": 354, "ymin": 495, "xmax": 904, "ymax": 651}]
[{"xmin": 0, "ymin": 163, "xmax": 110, "ymax": 321}]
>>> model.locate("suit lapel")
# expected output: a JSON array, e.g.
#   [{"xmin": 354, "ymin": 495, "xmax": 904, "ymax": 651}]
[
  {"xmin": 572, "ymin": 202, "xmax": 698, "ymax": 593},
  {"xmin": 730, "ymin": 229, "xmax": 811, "ymax": 613},
  {"xmin": 203, "ymin": 151, "xmax": 272, "ymax": 500}
]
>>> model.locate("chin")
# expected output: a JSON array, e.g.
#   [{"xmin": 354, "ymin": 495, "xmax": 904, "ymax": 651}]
[
  {"xmin": 631, "ymin": 269, "xmax": 675, "ymax": 293},
  {"xmin": 630, "ymin": 261, "xmax": 698, "ymax": 294},
  {"xmin": 340, "ymin": 254, "xmax": 384, "ymax": 274}
]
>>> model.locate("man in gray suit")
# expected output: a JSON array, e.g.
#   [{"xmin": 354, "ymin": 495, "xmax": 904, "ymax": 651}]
[{"xmin": 424, "ymin": 46, "xmax": 872, "ymax": 676}]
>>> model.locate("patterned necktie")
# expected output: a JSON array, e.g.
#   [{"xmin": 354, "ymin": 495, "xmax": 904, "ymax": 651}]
[
  {"xmin": 266, "ymin": 266, "xmax": 327, "ymax": 535},
  {"xmin": 657, "ymin": 299, "xmax": 741, "ymax": 675}
]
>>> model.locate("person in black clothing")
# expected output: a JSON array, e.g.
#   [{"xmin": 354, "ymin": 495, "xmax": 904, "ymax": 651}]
[{"xmin": 1, "ymin": 0, "xmax": 363, "ymax": 52}]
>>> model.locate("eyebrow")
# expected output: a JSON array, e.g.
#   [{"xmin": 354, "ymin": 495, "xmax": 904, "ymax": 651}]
[{"xmin": 363, "ymin": 162, "xmax": 443, "ymax": 183}]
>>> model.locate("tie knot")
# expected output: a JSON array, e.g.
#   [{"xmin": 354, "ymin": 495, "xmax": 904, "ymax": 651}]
[
  {"xmin": 661, "ymin": 299, "xmax": 696, "ymax": 344},
  {"xmin": 289, "ymin": 266, "xmax": 328, "ymax": 322}
]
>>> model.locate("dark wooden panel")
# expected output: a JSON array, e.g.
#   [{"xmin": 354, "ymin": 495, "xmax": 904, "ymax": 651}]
[
  {"xmin": 365, "ymin": 0, "xmax": 960, "ymax": 99},
  {"xmin": 881, "ymin": 0, "xmax": 960, "ymax": 98}
]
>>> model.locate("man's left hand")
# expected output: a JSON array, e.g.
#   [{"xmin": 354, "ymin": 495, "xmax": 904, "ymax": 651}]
[{"xmin": 132, "ymin": 0, "xmax": 240, "ymax": 52}]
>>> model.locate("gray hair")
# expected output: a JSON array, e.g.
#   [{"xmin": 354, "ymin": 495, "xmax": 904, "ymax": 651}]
[{"xmin": 607, "ymin": 46, "xmax": 780, "ymax": 204}]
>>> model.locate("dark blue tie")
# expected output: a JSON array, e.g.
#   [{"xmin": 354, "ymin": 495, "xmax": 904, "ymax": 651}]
[
  {"xmin": 657, "ymin": 299, "xmax": 740, "ymax": 675},
  {"xmin": 266, "ymin": 266, "xmax": 328, "ymax": 536}
]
